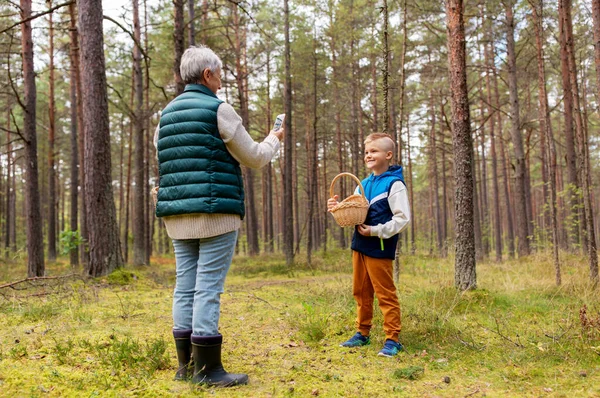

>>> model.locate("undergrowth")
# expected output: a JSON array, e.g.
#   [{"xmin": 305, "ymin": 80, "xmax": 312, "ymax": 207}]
[{"xmin": 0, "ymin": 250, "xmax": 599, "ymax": 397}]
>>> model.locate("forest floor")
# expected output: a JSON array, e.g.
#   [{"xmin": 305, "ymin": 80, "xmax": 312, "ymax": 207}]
[{"xmin": 0, "ymin": 249, "xmax": 599, "ymax": 397}]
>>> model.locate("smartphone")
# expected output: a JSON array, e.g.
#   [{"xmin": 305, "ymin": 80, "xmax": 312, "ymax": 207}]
[{"xmin": 272, "ymin": 114, "xmax": 285, "ymax": 131}]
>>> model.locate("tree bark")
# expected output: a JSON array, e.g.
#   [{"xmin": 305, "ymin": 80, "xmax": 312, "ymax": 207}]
[
  {"xmin": 47, "ymin": 0, "xmax": 57, "ymax": 262},
  {"xmin": 328, "ymin": 15, "xmax": 346, "ymax": 249},
  {"xmin": 484, "ymin": 39, "xmax": 502, "ymax": 262},
  {"xmin": 505, "ymin": 1, "xmax": 530, "ymax": 257},
  {"xmin": 491, "ymin": 43, "xmax": 515, "ymax": 258},
  {"xmin": 174, "ymin": 0, "xmax": 185, "ymax": 95},
  {"xmin": 232, "ymin": 5, "xmax": 259, "ymax": 256},
  {"xmin": 564, "ymin": 0, "xmax": 598, "ymax": 283},
  {"xmin": 445, "ymin": 0, "xmax": 476, "ymax": 291},
  {"xmin": 429, "ymin": 92, "xmax": 443, "ymax": 256},
  {"xmin": 78, "ymin": 0, "xmax": 123, "ymax": 276},
  {"xmin": 263, "ymin": 52, "xmax": 274, "ymax": 253},
  {"xmin": 188, "ymin": 0, "xmax": 195, "ymax": 46},
  {"xmin": 132, "ymin": 0, "xmax": 147, "ymax": 265},
  {"xmin": 531, "ymin": 0, "xmax": 561, "ymax": 282},
  {"xmin": 558, "ymin": 0, "xmax": 580, "ymax": 249},
  {"xmin": 68, "ymin": 2, "xmax": 80, "ymax": 267},
  {"xmin": 67, "ymin": 2, "xmax": 88, "ymax": 267},
  {"xmin": 283, "ymin": 0, "xmax": 294, "ymax": 266},
  {"xmin": 406, "ymin": 113, "xmax": 416, "ymax": 254},
  {"xmin": 20, "ymin": 0, "xmax": 45, "ymax": 277}
]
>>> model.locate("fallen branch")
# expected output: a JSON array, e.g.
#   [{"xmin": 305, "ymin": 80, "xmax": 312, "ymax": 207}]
[
  {"xmin": 0, "ymin": 273, "xmax": 81, "ymax": 290},
  {"xmin": 481, "ymin": 318, "xmax": 524, "ymax": 348}
]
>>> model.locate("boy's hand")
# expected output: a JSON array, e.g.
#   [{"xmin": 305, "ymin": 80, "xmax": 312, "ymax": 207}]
[
  {"xmin": 357, "ymin": 224, "xmax": 372, "ymax": 236},
  {"xmin": 327, "ymin": 195, "xmax": 340, "ymax": 211}
]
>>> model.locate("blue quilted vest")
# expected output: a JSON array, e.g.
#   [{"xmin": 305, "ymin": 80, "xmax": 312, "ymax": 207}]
[
  {"xmin": 351, "ymin": 165, "xmax": 406, "ymax": 259},
  {"xmin": 156, "ymin": 84, "xmax": 245, "ymax": 219}
]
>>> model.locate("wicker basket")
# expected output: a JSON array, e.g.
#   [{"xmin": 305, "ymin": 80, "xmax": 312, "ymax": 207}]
[{"xmin": 329, "ymin": 173, "xmax": 369, "ymax": 227}]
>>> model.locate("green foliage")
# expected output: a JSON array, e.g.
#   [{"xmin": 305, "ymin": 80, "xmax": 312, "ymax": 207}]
[
  {"xmin": 392, "ymin": 365, "xmax": 425, "ymax": 380},
  {"xmin": 94, "ymin": 335, "xmax": 169, "ymax": 376},
  {"xmin": 52, "ymin": 337, "xmax": 75, "ymax": 365},
  {"xmin": 59, "ymin": 230, "xmax": 83, "ymax": 255},
  {"xmin": 9, "ymin": 344, "xmax": 27, "ymax": 360},
  {"xmin": 296, "ymin": 301, "xmax": 329, "ymax": 342},
  {"xmin": 106, "ymin": 269, "xmax": 139, "ymax": 285}
]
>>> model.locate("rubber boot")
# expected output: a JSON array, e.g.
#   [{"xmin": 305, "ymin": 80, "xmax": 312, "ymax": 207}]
[
  {"xmin": 191, "ymin": 334, "xmax": 248, "ymax": 387},
  {"xmin": 173, "ymin": 329, "xmax": 193, "ymax": 381}
]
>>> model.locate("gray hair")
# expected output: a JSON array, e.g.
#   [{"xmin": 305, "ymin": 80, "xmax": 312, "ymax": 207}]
[{"xmin": 180, "ymin": 45, "xmax": 222, "ymax": 84}]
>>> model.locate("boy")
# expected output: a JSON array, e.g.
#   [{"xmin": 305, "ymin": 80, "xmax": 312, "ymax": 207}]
[{"xmin": 327, "ymin": 133, "xmax": 410, "ymax": 357}]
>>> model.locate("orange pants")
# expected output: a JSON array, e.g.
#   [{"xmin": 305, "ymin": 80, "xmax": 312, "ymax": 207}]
[{"xmin": 352, "ymin": 250, "xmax": 401, "ymax": 342}]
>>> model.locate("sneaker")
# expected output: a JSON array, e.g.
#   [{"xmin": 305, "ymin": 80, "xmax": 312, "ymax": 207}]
[
  {"xmin": 378, "ymin": 339, "xmax": 403, "ymax": 357},
  {"xmin": 340, "ymin": 332, "xmax": 370, "ymax": 347}
]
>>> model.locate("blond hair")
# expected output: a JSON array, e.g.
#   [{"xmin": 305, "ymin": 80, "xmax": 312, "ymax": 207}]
[{"xmin": 364, "ymin": 133, "xmax": 395, "ymax": 154}]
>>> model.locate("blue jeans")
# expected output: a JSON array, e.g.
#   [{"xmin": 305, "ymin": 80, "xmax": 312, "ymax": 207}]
[{"xmin": 171, "ymin": 230, "xmax": 238, "ymax": 336}]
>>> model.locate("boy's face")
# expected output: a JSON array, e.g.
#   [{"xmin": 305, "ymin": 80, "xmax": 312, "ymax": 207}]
[{"xmin": 364, "ymin": 140, "xmax": 393, "ymax": 175}]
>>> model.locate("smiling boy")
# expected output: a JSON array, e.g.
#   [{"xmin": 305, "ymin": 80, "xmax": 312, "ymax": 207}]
[{"xmin": 327, "ymin": 133, "xmax": 411, "ymax": 357}]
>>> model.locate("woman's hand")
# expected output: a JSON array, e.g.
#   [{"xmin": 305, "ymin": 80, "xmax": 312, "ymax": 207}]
[
  {"xmin": 327, "ymin": 195, "xmax": 340, "ymax": 211},
  {"xmin": 271, "ymin": 127, "xmax": 284, "ymax": 141},
  {"xmin": 357, "ymin": 224, "xmax": 372, "ymax": 236}
]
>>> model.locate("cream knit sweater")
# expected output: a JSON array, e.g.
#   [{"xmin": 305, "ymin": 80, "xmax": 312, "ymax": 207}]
[{"xmin": 154, "ymin": 102, "xmax": 281, "ymax": 239}]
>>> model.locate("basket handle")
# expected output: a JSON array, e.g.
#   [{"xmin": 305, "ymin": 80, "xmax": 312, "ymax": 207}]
[{"xmin": 329, "ymin": 173, "xmax": 366, "ymax": 200}]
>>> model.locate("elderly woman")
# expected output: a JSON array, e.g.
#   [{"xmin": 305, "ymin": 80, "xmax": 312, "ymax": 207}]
[{"xmin": 155, "ymin": 45, "xmax": 283, "ymax": 387}]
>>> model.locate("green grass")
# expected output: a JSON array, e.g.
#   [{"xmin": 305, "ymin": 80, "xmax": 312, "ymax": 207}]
[{"xmin": 0, "ymin": 250, "xmax": 599, "ymax": 397}]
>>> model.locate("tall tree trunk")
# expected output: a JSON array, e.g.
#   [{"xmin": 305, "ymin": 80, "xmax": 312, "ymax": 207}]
[
  {"xmin": 283, "ymin": 0, "xmax": 294, "ymax": 266},
  {"xmin": 132, "ymin": 0, "xmax": 147, "ymax": 265},
  {"xmin": 144, "ymin": 0, "xmax": 153, "ymax": 263},
  {"xmin": 20, "ymin": 0, "xmax": 45, "ymax": 277},
  {"xmin": 491, "ymin": 43, "xmax": 515, "ymax": 258},
  {"xmin": 594, "ymin": 0, "xmax": 600, "ymax": 106},
  {"xmin": 397, "ymin": 0, "xmax": 408, "ymax": 162},
  {"xmin": 306, "ymin": 39, "xmax": 319, "ymax": 265},
  {"xmin": 188, "ymin": 0, "xmax": 195, "ymax": 46},
  {"xmin": 123, "ymin": 71, "xmax": 135, "ymax": 263},
  {"xmin": 68, "ymin": 2, "xmax": 88, "ymax": 267},
  {"xmin": 382, "ymin": 0, "xmax": 389, "ymax": 133},
  {"xmin": 371, "ymin": 52, "xmax": 378, "ymax": 132},
  {"xmin": 174, "ymin": 0, "xmax": 185, "ymax": 95},
  {"xmin": 68, "ymin": 2, "xmax": 80, "ymax": 266},
  {"xmin": 47, "ymin": 0, "xmax": 57, "ymax": 262},
  {"xmin": 78, "ymin": 0, "xmax": 124, "ymax": 276},
  {"xmin": 263, "ymin": 52, "xmax": 274, "ymax": 253},
  {"xmin": 484, "ymin": 39, "xmax": 502, "ymax": 262},
  {"xmin": 441, "ymin": 125, "xmax": 448, "ymax": 254},
  {"xmin": 505, "ymin": 1, "xmax": 530, "ymax": 257},
  {"xmin": 5, "ymin": 110, "xmax": 13, "ymax": 257},
  {"xmin": 530, "ymin": 0, "xmax": 551, "ymax": 247},
  {"xmin": 233, "ymin": 5, "xmax": 259, "ymax": 256},
  {"xmin": 564, "ymin": 1, "xmax": 598, "ymax": 283},
  {"xmin": 446, "ymin": 0, "xmax": 476, "ymax": 291},
  {"xmin": 429, "ymin": 92, "xmax": 443, "ymax": 255},
  {"xmin": 406, "ymin": 113, "xmax": 416, "ymax": 254},
  {"xmin": 558, "ymin": 0, "xmax": 580, "ymax": 249},
  {"xmin": 329, "ymin": 23, "xmax": 345, "ymax": 249}
]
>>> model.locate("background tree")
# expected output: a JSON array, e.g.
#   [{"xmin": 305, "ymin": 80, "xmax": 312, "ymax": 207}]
[
  {"xmin": 78, "ymin": 0, "xmax": 123, "ymax": 276},
  {"xmin": 446, "ymin": 0, "xmax": 476, "ymax": 291}
]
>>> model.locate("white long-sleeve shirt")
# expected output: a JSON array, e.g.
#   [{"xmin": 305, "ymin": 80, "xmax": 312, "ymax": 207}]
[{"xmin": 155, "ymin": 102, "xmax": 280, "ymax": 239}]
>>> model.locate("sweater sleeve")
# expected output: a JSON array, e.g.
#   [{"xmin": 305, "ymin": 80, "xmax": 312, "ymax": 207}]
[
  {"xmin": 369, "ymin": 181, "xmax": 411, "ymax": 239},
  {"xmin": 217, "ymin": 102, "xmax": 280, "ymax": 169}
]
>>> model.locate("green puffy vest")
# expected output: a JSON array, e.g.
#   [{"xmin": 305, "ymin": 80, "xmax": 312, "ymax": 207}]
[{"xmin": 156, "ymin": 84, "xmax": 245, "ymax": 219}]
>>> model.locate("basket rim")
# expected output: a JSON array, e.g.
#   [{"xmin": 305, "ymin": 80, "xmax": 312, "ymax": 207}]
[{"xmin": 329, "ymin": 172, "xmax": 366, "ymax": 201}]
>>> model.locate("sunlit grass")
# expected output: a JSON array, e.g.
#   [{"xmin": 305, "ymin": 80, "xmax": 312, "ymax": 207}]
[{"xmin": 0, "ymin": 249, "xmax": 598, "ymax": 396}]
